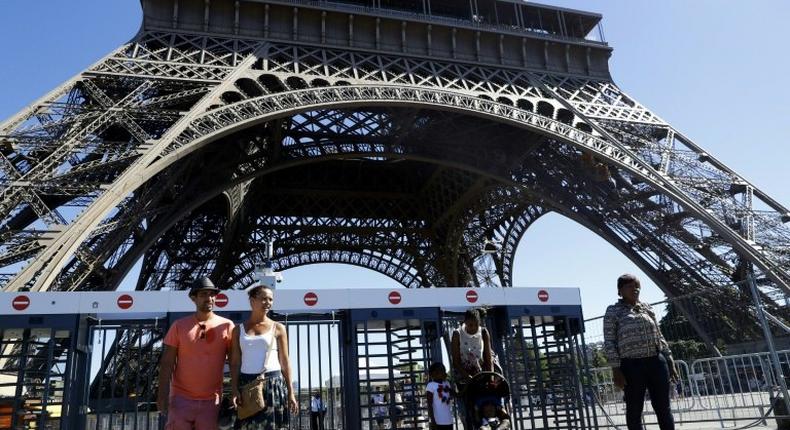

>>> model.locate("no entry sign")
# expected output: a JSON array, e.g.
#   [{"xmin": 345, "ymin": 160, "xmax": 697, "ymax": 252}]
[
  {"xmin": 117, "ymin": 294, "xmax": 134, "ymax": 310},
  {"xmin": 538, "ymin": 290, "xmax": 549, "ymax": 303},
  {"xmin": 12, "ymin": 295, "xmax": 29, "ymax": 311},
  {"xmin": 466, "ymin": 290, "xmax": 479, "ymax": 303},
  {"xmin": 304, "ymin": 292, "xmax": 318, "ymax": 307},
  {"xmin": 215, "ymin": 293, "xmax": 229, "ymax": 308},
  {"xmin": 388, "ymin": 291, "xmax": 402, "ymax": 305}
]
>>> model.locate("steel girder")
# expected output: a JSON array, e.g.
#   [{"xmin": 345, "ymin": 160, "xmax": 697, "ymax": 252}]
[{"xmin": 0, "ymin": 31, "xmax": 787, "ymax": 340}]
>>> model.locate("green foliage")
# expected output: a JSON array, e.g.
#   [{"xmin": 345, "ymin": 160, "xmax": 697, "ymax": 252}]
[
  {"xmin": 666, "ymin": 339, "xmax": 709, "ymax": 361},
  {"xmin": 394, "ymin": 362, "xmax": 425, "ymax": 384},
  {"xmin": 586, "ymin": 343, "xmax": 608, "ymax": 368}
]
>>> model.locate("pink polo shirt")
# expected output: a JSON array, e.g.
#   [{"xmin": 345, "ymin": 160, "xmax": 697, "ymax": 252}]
[{"xmin": 164, "ymin": 314, "xmax": 234, "ymax": 400}]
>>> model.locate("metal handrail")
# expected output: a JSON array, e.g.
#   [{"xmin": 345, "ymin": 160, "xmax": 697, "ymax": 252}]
[{"xmin": 262, "ymin": 0, "xmax": 608, "ymax": 46}]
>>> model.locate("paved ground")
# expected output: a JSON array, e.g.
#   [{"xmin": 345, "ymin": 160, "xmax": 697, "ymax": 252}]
[
  {"xmin": 675, "ymin": 424, "xmax": 772, "ymax": 430},
  {"xmin": 597, "ymin": 421, "xmax": 774, "ymax": 430},
  {"xmin": 592, "ymin": 391, "xmax": 783, "ymax": 429}
]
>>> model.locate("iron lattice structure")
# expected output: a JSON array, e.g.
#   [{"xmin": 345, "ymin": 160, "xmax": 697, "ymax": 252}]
[{"xmin": 1, "ymin": 0, "xmax": 789, "ymax": 345}]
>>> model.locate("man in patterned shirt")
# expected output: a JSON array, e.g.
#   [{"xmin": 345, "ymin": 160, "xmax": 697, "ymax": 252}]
[{"xmin": 604, "ymin": 274, "xmax": 678, "ymax": 430}]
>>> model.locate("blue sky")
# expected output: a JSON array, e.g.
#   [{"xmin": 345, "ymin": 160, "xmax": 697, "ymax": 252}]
[{"xmin": 1, "ymin": 1, "xmax": 788, "ymax": 320}]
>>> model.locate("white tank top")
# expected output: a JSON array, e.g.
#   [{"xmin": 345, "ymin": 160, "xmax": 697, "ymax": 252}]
[
  {"xmin": 457, "ymin": 323, "xmax": 484, "ymax": 370},
  {"xmin": 239, "ymin": 322, "xmax": 281, "ymax": 374}
]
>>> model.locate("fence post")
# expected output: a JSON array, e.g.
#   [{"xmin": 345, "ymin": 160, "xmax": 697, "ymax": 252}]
[
  {"xmin": 64, "ymin": 315, "xmax": 91, "ymax": 430},
  {"xmin": 747, "ymin": 269, "xmax": 790, "ymax": 415}
]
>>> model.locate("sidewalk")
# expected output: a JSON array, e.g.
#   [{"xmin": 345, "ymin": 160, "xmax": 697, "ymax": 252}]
[{"xmin": 627, "ymin": 420, "xmax": 774, "ymax": 430}]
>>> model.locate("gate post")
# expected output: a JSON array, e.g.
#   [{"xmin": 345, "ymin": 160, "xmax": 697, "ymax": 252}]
[
  {"xmin": 339, "ymin": 312, "xmax": 362, "ymax": 430},
  {"xmin": 423, "ymin": 318, "xmax": 442, "ymax": 367},
  {"xmin": 487, "ymin": 306, "xmax": 511, "ymax": 372},
  {"xmin": 63, "ymin": 315, "xmax": 91, "ymax": 430}
]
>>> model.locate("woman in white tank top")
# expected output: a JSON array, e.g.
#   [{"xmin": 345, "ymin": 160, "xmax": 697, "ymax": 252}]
[
  {"xmin": 451, "ymin": 308, "xmax": 493, "ymax": 430},
  {"xmin": 238, "ymin": 321, "xmax": 281, "ymax": 374},
  {"xmin": 230, "ymin": 285, "xmax": 298, "ymax": 429},
  {"xmin": 451, "ymin": 309, "xmax": 493, "ymax": 379}
]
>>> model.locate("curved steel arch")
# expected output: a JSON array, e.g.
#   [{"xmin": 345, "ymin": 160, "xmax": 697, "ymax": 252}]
[
  {"xmin": 3, "ymin": 85, "xmax": 788, "ymax": 294},
  {"xmin": 80, "ymin": 158, "xmax": 502, "ymax": 291},
  {"xmin": 47, "ymin": 134, "xmax": 763, "ymax": 297},
  {"xmin": 76, "ymin": 137, "xmax": 547, "ymax": 292},
  {"xmin": 157, "ymin": 86, "xmax": 790, "ymax": 289},
  {"xmin": 270, "ymin": 249, "xmax": 421, "ymax": 288},
  {"xmin": 494, "ymin": 205, "xmax": 549, "ymax": 287}
]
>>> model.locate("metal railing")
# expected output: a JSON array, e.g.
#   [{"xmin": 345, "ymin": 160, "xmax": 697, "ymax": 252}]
[
  {"xmin": 266, "ymin": 0, "xmax": 608, "ymax": 44},
  {"xmin": 145, "ymin": 0, "xmax": 606, "ymax": 47},
  {"xmin": 587, "ymin": 350, "xmax": 790, "ymax": 428}
]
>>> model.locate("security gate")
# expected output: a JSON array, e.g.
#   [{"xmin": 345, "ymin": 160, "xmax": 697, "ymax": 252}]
[
  {"xmin": 0, "ymin": 287, "xmax": 589, "ymax": 430},
  {"xmin": 280, "ymin": 314, "xmax": 345, "ymax": 430},
  {"xmin": 498, "ymin": 305, "xmax": 595, "ymax": 430},
  {"xmin": 84, "ymin": 318, "xmax": 165, "ymax": 430},
  {"xmin": 346, "ymin": 308, "xmax": 441, "ymax": 430},
  {"xmin": 0, "ymin": 315, "xmax": 80, "ymax": 430}
]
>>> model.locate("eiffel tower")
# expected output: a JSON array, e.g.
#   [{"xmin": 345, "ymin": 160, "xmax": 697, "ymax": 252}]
[{"xmin": 1, "ymin": 0, "xmax": 789, "ymax": 347}]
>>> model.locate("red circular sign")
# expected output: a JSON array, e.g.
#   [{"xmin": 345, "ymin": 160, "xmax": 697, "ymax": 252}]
[
  {"xmin": 117, "ymin": 294, "xmax": 134, "ymax": 310},
  {"xmin": 215, "ymin": 293, "xmax": 229, "ymax": 308},
  {"xmin": 538, "ymin": 290, "xmax": 549, "ymax": 302},
  {"xmin": 388, "ymin": 291, "xmax": 402, "ymax": 305},
  {"xmin": 12, "ymin": 295, "xmax": 30, "ymax": 311},
  {"xmin": 304, "ymin": 292, "xmax": 318, "ymax": 307},
  {"xmin": 466, "ymin": 290, "xmax": 479, "ymax": 303}
]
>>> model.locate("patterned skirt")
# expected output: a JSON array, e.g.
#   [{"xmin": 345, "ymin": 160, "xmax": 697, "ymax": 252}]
[{"xmin": 235, "ymin": 371, "xmax": 290, "ymax": 430}]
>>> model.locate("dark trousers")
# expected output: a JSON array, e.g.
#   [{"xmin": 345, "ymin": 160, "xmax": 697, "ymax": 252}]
[
  {"xmin": 310, "ymin": 411, "xmax": 324, "ymax": 430},
  {"xmin": 621, "ymin": 354, "xmax": 675, "ymax": 430},
  {"xmin": 457, "ymin": 387, "xmax": 475, "ymax": 430}
]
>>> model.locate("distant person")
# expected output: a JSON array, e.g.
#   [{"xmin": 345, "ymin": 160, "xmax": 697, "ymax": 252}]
[
  {"xmin": 452, "ymin": 309, "xmax": 493, "ymax": 429},
  {"xmin": 310, "ymin": 392, "xmax": 325, "ymax": 430},
  {"xmin": 392, "ymin": 386, "xmax": 404, "ymax": 429},
  {"xmin": 230, "ymin": 285, "xmax": 298, "ymax": 429},
  {"xmin": 426, "ymin": 362, "xmax": 455, "ymax": 430},
  {"xmin": 370, "ymin": 386, "xmax": 387, "ymax": 430},
  {"xmin": 402, "ymin": 377, "xmax": 418, "ymax": 427},
  {"xmin": 157, "ymin": 277, "xmax": 234, "ymax": 430},
  {"xmin": 604, "ymin": 274, "xmax": 678, "ymax": 430}
]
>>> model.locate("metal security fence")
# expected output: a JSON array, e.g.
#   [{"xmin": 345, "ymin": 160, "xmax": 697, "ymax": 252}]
[
  {"xmin": 588, "ymin": 352, "xmax": 790, "ymax": 429},
  {"xmin": 86, "ymin": 319, "xmax": 165, "ymax": 430},
  {"xmin": 0, "ymin": 316, "xmax": 78, "ymax": 430},
  {"xmin": 501, "ymin": 313, "xmax": 593, "ymax": 430},
  {"xmin": 0, "ymin": 288, "xmax": 591, "ymax": 430},
  {"xmin": 282, "ymin": 314, "xmax": 345, "ymax": 430}
]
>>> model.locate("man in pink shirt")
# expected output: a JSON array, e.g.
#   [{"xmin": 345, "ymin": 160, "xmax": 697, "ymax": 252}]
[{"xmin": 157, "ymin": 277, "xmax": 234, "ymax": 430}]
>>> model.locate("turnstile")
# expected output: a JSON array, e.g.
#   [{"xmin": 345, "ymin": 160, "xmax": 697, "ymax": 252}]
[
  {"xmin": 0, "ymin": 315, "xmax": 82, "ymax": 430},
  {"xmin": 344, "ymin": 307, "xmax": 441, "ymax": 430}
]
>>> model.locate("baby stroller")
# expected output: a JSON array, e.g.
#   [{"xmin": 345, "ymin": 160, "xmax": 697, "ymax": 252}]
[{"xmin": 463, "ymin": 371, "xmax": 512, "ymax": 430}]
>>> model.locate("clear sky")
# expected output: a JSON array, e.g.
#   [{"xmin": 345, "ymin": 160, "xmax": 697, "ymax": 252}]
[{"xmin": 1, "ymin": 1, "xmax": 788, "ymax": 321}]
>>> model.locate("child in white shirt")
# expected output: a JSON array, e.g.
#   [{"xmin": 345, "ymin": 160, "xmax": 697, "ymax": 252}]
[{"xmin": 426, "ymin": 362, "xmax": 455, "ymax": 430}]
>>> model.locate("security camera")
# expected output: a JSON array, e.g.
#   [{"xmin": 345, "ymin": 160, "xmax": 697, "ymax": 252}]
[{"xmin": 254, "ymin": 246, "xmax": 284, "ymax": 289}]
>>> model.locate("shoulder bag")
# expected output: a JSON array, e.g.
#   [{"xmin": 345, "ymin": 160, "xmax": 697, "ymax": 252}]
[{"xmin": 237, "ymin": 324, "xmax": 275, "ymax": 420}]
